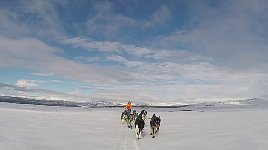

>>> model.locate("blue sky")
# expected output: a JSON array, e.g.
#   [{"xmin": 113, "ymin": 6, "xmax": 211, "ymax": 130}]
[{"xmin": 1, "ymin": 0, "xmax": 268, "ymax": 102}]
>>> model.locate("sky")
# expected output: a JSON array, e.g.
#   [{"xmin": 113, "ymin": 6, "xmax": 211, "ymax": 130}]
[{"xmin": 0, "ymin": 0, "xmax": 268, "ymax": 103}]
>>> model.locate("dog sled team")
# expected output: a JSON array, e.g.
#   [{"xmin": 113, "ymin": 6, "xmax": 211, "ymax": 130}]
[{"xmin": 121, "ymin": 101, "xmax": 161, "ymax": 139}]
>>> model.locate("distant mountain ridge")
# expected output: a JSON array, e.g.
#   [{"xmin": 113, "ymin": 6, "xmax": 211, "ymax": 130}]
[
  {"xmin": 0, "ymin": 96, "xmax": 81, "ymax": 107},
  {"xmin": 0, "ymin": 95, "xmax": 188, "ymax": 108},
  {"xmin": 0, "ymin": 95, "xmax": 267, "ymax": 109}
]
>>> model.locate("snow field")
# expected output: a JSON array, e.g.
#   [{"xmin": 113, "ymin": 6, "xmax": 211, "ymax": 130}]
[{"xmin": 0, "ymin": 104, "xmax": 267, "ymax": 150}]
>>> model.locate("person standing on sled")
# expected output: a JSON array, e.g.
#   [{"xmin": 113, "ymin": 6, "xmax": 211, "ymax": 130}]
[{"xmin": 124, "ymin": 101, "xmax": 132, "ymax": 118}]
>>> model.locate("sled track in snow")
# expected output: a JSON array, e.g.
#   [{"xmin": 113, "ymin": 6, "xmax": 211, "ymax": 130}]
[{"xmin": 116, "ymin": 123, "xmax": 141, "ymax": 150}]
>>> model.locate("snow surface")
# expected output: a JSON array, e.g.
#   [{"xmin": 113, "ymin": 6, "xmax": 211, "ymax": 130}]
[{"xmin": 0, "ymin": 102, "xmax": 267, "ymax": 150}]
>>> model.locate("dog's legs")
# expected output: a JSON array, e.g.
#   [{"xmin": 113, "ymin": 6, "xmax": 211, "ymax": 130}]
[
  {"xmin": 135, "ymin": 125, "xmax": 140, "ymax": 139},
  {"xmin": 152, "ymin": 127, "xmax": 155, "ymax": 138},
  {"xmin": 136, "ymin": 126, "xmax": 142, "ymax": 139},
  {"xmin": 156, "ymin": 126, "xmax": 159, "ymax": 134},
  {"xmin": 128, "ymin": 116, "xmax": 133, "ymax": 129},
  {"xmin": 130, "ymin": 120, "xmax": 133, "ymax": 129},
  {"xmin": 126, "ymin": 118, "xmax": 130, "ymax": 128},
  {"xmin": 138, "ymin": 128, "xmax": 142, "ymax": 139}
]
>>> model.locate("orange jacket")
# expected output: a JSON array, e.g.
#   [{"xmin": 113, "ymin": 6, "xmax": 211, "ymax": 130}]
[{"xmin": 125, "ymin": 103, "xmax": 132, "ymax": 110}]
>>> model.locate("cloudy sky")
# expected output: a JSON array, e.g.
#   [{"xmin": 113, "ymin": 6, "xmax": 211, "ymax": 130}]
[{"xmin": 1, "ymin": 0, "xmax": 268, "ymax": 102}]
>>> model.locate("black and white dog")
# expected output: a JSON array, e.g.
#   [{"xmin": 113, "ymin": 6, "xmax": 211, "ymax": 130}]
[
  {"xmin": 150, "ymin": 114, "xmax": 161, "ymax": 138},
  {"xmin": 140, "ymin": 110, "xmax": 147, "ymax": 121},
  {"xmin": 134, "ymin": 110, "xmax": 148, "ymax": 138},
  {"xmin": 121, "ymin": 111, "xmax": 128, "ymax": 124},
  {"xmin": 132, "ymin": 110, "xmax": 138, "ymax": 122},
  {"xmin": 134, "ymin": 115, "xmax": 145, "ymax": 139},
  {"xmin": 131, "ymin": 110, "xmax": 138, "ymax": 127}
]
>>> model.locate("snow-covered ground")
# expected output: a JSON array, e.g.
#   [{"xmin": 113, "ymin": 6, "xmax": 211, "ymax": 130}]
[{"xmin": 0, "ymin": 101, "xmax": 267, "ymax": 150}]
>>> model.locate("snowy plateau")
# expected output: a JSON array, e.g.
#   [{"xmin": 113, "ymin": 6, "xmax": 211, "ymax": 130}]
[{"xmin": 0, "ymin": 97, "xmax": 267, "ymax": 150}]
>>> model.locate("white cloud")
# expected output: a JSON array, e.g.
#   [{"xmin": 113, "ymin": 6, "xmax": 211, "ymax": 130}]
[
  {"xmin": 62, "ymin": 36, "xmax": 209, "ymax": 61},
  {"xmin": 62, "ymin": 36, "xmax": 212, "ymax": 67},
  {"xmin": 61, "ymin": 37, "xmax": 125, "ymax": 53},
  {"xmin": 62, "ymin": 37, "xmax": 155, "ymax": 57},
  {"xmin": 61, "ymin": 35, "xmax": 268, "ymax": 92},
  {"xmin": 30, "ymin": 73, "xmax": 53, "ymax": 77},
  {"xmin": 2, "ymin": 35, "xmax": 267, "ymax": 100},
  {"xmin": 155, "ymin": 0, "xmax": 268, "ymax": 71},
  {"xmin": 0, "ymin": 36, "xmax": 134, "ymax": 83},
  {"xmin": 62, "ymin": 37, "xmax": 221, "ymax": 81},
  {"xmin": 16, "ymin": 80, "xmax": 42, "ymax": 88},
  {"xmin": 146, "ymin": 49, "xmax": 211, "ymax": 63},
  {"xmin": 99, "ymin": 53, "xmax": 268, "ymax": 100},
  {"xmin": 106, "ymin": 55, "xmax": 145, "ymax": 68}
]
